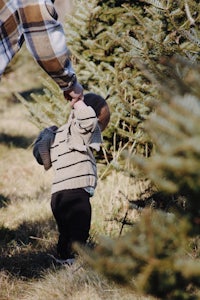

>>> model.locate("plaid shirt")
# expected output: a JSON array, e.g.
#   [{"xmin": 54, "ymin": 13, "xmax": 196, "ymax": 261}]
[{"xmin": 0, "ymin": 0, "xmax": 76, "ymax": 90}]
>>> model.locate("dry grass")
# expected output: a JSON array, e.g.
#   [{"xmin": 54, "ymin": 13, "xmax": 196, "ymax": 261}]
[
  {"xmin": 20, "ymin": 261, "xmax": 153, "ymax": 300},
  {"xmin": 0, "ymin": 48, "xmax": 154, "ymax": 300},
  {"xmin": 0, "ymin": 45, "xmax": 44, "ymax": 102},
  {"xmin": 0, "ymin": 271, "xmax": 28, "ymax": 300}
]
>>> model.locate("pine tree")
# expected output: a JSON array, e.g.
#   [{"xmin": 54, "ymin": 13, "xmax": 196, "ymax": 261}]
[
  {"xmin": 63, "ymin": 1, "xmax": 200, "ymax": 299},
  {"xmin": 131, "ymin": 57, "xmax": 200, "ymax": 234},
  {"xmin": 82, "ymin": 57, "xmax": 200, "ymax": 300},
  {"xmin": 64, "ymin": 0, "xmax": 200, "ymax": 159},
  {"xmin": 81, "ymin": 210, "xmax": 200, "ymax": 300},
  {"xmin": 16, "ymin": 78, "xmax": 70, "ymax": 130}
]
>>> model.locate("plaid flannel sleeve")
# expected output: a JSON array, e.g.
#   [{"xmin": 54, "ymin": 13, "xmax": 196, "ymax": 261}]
[{"xmin": 18, "ymin": 0, "xmax": 76, "ymax": 90}]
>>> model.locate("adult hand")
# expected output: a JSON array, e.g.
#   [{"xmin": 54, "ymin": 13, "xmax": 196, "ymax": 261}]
[{"xmin": 63, "ymin": 82, "xmax": 84, "ymax": 106}]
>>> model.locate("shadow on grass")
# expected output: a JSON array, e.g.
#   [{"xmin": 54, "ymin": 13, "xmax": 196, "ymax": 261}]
[
  {"xmin": 0, "ymin": 133, "xmax": 35, "ymax": 148},
  {"xmin": 0, "ymin": 218, "xmax": 58, "ymax": 278},
  {"xmin": 0, "ymin": 194, "xmax": 10, "ymax": 208},
  {"xmin": 8, "ymin": 87, "xmax": 45, "ymax": 104},
  {"xmin": 19, "ymin": 87, "xmax": 45, "ymax": 102}
]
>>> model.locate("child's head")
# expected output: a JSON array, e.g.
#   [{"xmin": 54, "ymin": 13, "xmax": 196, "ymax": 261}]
[{"xmin": 84, "ymin": 93, "xmax": 110, "ymax": 131}]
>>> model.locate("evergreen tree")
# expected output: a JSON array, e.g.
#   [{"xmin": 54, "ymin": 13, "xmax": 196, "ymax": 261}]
[
  {"xmin": 81, "ymin": 210, "xmax": 200, "ymax": 300},
  {"xmin": 62, "ymin": 1, "xmax": 200, "ymax": 299},
  {"xmin": 81, "ymin": 57, "xmax": 200, "ymax": 300},
  {"xmin": 64, "ymin": 0, "xmax": 200, "ymax": 159},
  {"xmin": 131, "ymin": 57, "xmax": 200, "ymax": 234}
]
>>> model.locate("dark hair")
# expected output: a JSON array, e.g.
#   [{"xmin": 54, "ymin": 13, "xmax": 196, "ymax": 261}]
[
  {"xmin": 84, "ymin": 92, "xmax": 110, "ymax": 131},
  {"xmin": 84, "ymin": 93, "xmax": 106, "ymax": 117}
]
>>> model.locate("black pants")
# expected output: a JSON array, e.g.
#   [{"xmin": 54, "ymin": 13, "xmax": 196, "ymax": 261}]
[{"xmin": 51, "ymin": 188, "xmax": 91, "ymax": 259}]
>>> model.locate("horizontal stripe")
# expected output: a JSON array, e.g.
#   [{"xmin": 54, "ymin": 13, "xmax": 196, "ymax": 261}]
[
  {"xmin": 77, "ymin": 116, "xmax": 96, "ymax": 121},
  {"xmin": 56, "ymin": 159, "xmax": 95, "ymax": 170},
  {"xmin": 58, "ymin": 150, "xmax": 74, "ymax": 157},
  {"xmin": 53, "ymin": 173, "xmax": 96, "ymax": 185},
  {"xmin": 50, "ymin": 107, "xmax": 101, "ymax": 194},
  {"xmin": 50, "ymin": 144, "xmax": 59, "ymax": 149},
  {"xmin": 78, "ymin": 124, "xmax": 95, "ymax": 134},
  {"xmin": 56, "ymin": 129, "xmax": 65, "ymax": 134}
]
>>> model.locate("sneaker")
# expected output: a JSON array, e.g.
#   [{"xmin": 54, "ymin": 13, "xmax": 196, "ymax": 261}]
[
  {"xmin": 48, "ymin": 254, "xmax": 75, "ymax": 266},
  {"xmin": 57, "ymin": 258, "xmax": 75, "ymax": 266}
]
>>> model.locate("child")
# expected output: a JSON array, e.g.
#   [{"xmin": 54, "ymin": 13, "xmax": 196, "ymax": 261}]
[{"xmin": 33, "ymin": 93, "xmax": 110, "ymax": 264}]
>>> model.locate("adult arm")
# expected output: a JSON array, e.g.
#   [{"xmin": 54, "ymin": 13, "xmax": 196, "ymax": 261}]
[{"xmin": 18, "ymin": 0, "xmax": 83, "ymax": 100}]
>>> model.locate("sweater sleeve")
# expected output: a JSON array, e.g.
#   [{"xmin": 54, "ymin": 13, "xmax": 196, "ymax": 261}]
[
  {"xmin": 66, "ymin": 106, "xmax": 102, "ymax": 152},
  {"xmin": 73, "ymin": 106, "xmax": 98, "ymax": 135}
]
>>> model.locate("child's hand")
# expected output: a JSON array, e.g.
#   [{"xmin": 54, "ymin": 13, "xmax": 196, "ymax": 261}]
[
  {"xmin": 73, "ymin": 97, "xmax": 87, "ymax": 109},
  {"xmin": 63, "ymin": 82, "xmax": 83, "ymax": 104},
  {"xmin": 70, "ymin": 95, "xmax": 84, "ymax": 107}
]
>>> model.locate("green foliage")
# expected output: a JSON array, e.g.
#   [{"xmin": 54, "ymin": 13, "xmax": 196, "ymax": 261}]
[
  {"xmin": 65, "ymin": 0, "xmax": 155, "ymax": 156},
  {"xmin": 63, "ymin": 1, "xmax": 200, "ymax": 298},
  {"xmin": 130, "ymin": 58, "xmax": 200, "ymax": 234},
  {"xmin": 82, "ymin": 210, "xmax": 200, "ymax": 300},
  {"xmin": 18, "ymin": 0, "xmax": 200, "ymax": 161},
  {"xmin": 64, "ymin": 0, "xmax": 200, "ymax": 159},
  {"xmin": 3, "ymin": 45, "xmax": 29, "ymax": 75},
  {"xmin": 16, "ymin": 78, "xmax": 70, "ymax": 130}
]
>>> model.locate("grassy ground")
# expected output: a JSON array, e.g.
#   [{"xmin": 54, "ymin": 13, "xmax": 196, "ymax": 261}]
[{"xmin": 0, "ymin": 49, "xmax": 154, "ymax": 299}]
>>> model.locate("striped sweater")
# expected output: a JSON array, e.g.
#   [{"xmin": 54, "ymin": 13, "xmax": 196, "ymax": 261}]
[{"xmin": 50, "ymin": 106, "xmax": 102, "ymax": 195}]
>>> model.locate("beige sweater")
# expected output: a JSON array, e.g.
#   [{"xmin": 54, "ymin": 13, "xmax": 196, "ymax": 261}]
[{"xmin": 50, "ymin": 106, "xmax": 102, "ymax": 195}]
